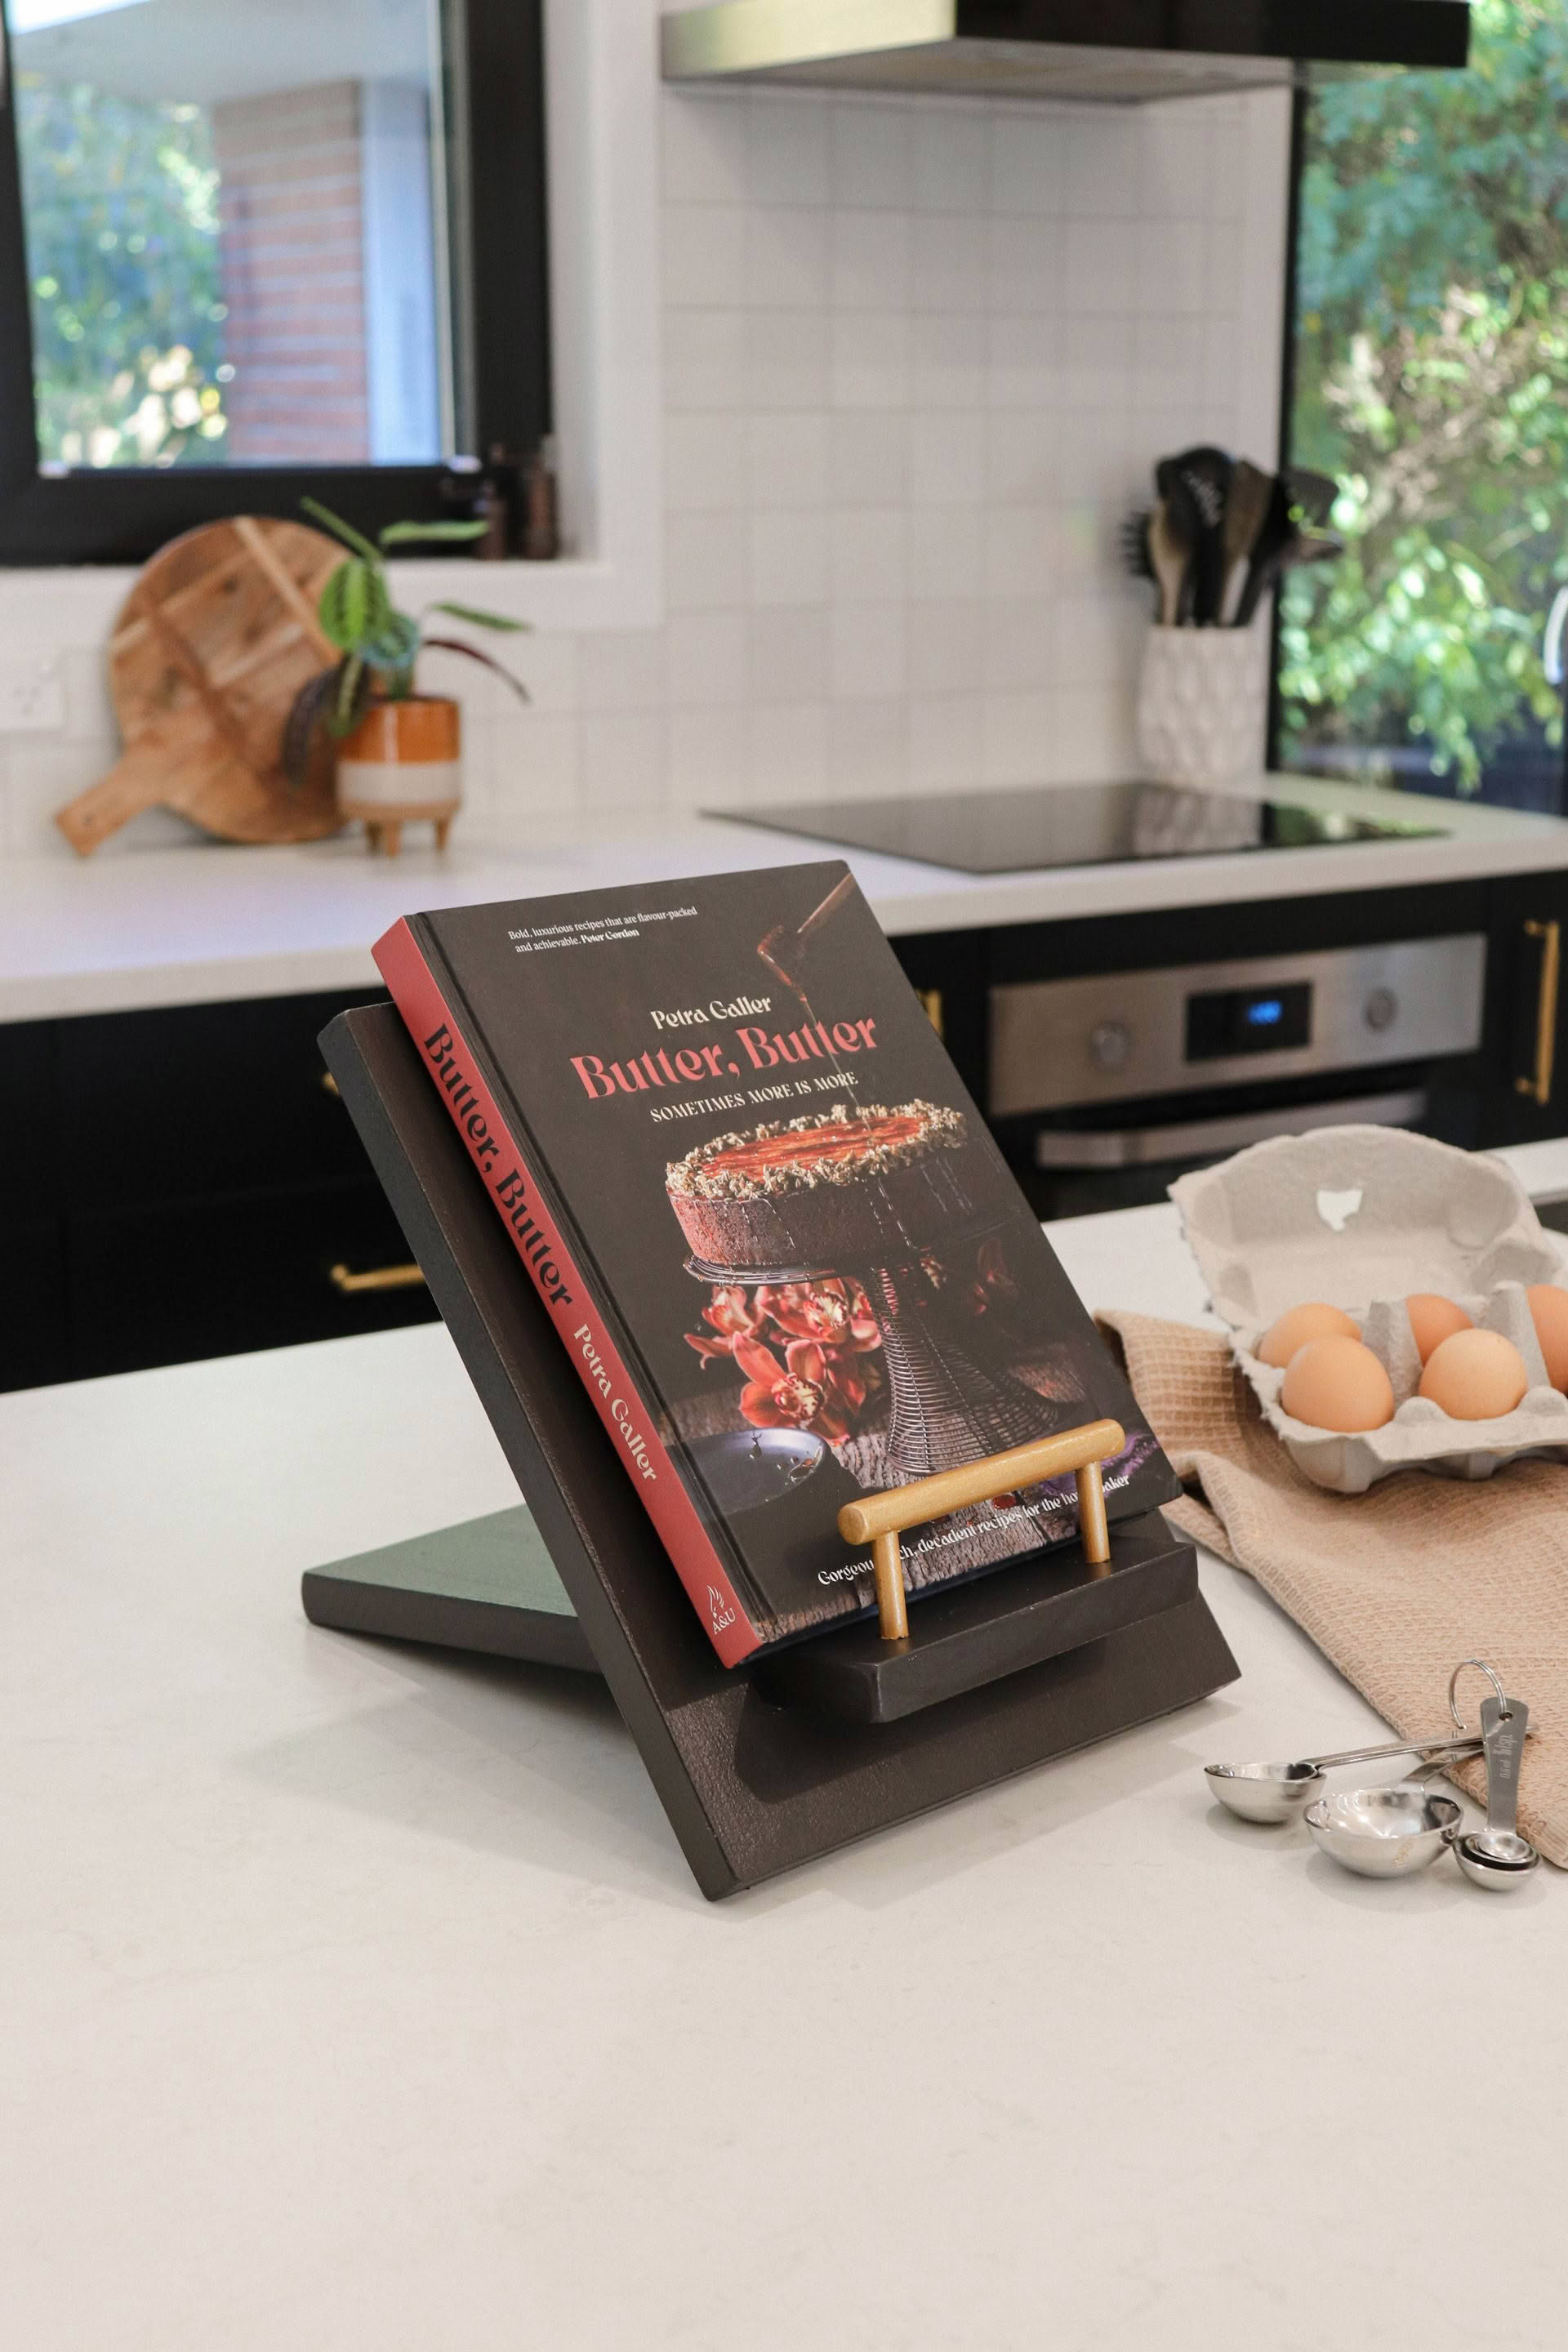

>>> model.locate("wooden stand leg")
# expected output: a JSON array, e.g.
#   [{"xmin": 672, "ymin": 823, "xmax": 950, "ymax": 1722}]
[
  {"xmin": 872, "ymin": 1530, "xmax": 908, "ymax": 1641},
  {"xmin": 434, "ymin": 815, "xmax": 452, "ymax": 850},
  {"xmin": 364, "ymin": 822, "xmax": 381, "ymax": 854},
  {"xmin": 383, "ymin": 820, "xmax": 403, "ymax": 858},
  {"xmin": 1074, "ymin": 1459, "xmax": 1111, "ymax": 1567}
]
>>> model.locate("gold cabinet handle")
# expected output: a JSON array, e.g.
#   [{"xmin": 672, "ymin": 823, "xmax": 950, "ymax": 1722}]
[
  {"xmin": 329, "ymin": 1260, "xmax": 426, "ymax": 1294},
  {"xmin": 321, "ymin": 1069, "xmax": 341, "ymax": 1097},
  {"xmin": 838, "ymin": 1416, "xmax": 1124, "ymax": 1642},
  {"xmin": 1515, "ymin": 919, "xmax": 1561, "ymax": 1107}
]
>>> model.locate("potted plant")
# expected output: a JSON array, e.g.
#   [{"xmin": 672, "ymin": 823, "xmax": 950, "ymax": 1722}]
[{"xmin": 287, "ymin": 497, "xmax": 530, "ymax": 854}]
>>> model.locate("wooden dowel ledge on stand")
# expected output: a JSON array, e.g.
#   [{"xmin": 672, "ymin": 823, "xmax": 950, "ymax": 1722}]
[{"xmin": 838, "ymin": 1419, "xmax": 1125, "ymax": 1642}]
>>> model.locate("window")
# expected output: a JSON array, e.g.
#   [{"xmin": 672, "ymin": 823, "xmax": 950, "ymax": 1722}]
[
  {"xmin": 0, "ymin": 0, "xmax": 550, "ymax": 562},
  {"xmin": 1277, "ymin": 1, "xmax": 1568, "ymax": 811}
]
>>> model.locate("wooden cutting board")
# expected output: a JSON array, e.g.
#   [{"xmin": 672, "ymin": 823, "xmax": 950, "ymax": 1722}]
[{"xmin": 56, "ymin": 515, "xmax": 346, "ymax": 856}]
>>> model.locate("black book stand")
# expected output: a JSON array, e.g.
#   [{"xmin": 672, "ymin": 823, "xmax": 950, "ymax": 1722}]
[{"xmin": 306, "ymin": 1005, "xmax": 1239, "ymax": 1899}]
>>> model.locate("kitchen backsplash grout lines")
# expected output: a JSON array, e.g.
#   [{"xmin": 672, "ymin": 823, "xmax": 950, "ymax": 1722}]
[{"xmin": 0, "ymin": 84, "xmax": 1285, "ymax": 859}]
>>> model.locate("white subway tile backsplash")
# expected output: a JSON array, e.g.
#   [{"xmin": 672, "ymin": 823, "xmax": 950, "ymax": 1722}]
[
  {"xmin": 987, "ymin": 312, "xmax": 1058, "ymax": 412},
  {"xmin": 1060, "ymin": 314, "xmax": 1136, "ymax": 407},
  {"xmin": 0, "ymin": 81, "xmax": 1289, "ymax": 856},
  {"xmin": 581, "ymin": 709, "xmax": 667, "ymax": 807},
  {"xmin": 984, "ymin": 508, "xmax": 1063, "ymax": 601},
  {"xmin": 909, "ymin": 693, "xmax": 982, "ymax": 789},
  {"xmin": 991, "ymin": 111, "xmax": 1067, "ymax": 219},
  {"xmin": 1138, "ymin": 105, "xmax": 1218, "ymax": 224},
  {"xmin": 831, "ymin": 509, "xmax": 906, "ymax": 605},
  {"xmin": 746, "ymin": 306, "xmax": 830, "ymax": 410},
  {"xmin": 906, "ymin": 599, "xmax": 985, "ymax": 695},
  {"xmin": 665, "ymin": 411, "xmax": 750, "ymax": 510},
  {"xmin": 666, "ymin": 611, "xmax": 749, "ymax": 707},
  {"xmin": 1136, "ymin": 219, "xmax": 1208, "ymax": 317},
  {"xmin": 668, "ymin": 703, "xmax": 749, "ymax": 801},
  {"xmin": 984, "ymin": 412, "xmax": 1057, "ymax": 506},
  {"xmin": 747, "ymin": 699, "xmax": 829, "ymax": 798},
  {"xmin": 982, "ymin": 598, "xmax": 1058, "ymax": 695},
  {"xmin": 986, "ymin": 214, "xmax": 1062, "ymax": 314},
  {"xmin": 915, "ymin": 213, "xmax": 989, "ymax": 315},
  {"xmin": 911, "ymin": 110, "xmax": 990, "ymax": 216},
  {"xmin": 826, "ymin": 411, "xmax": 910, "ymax": 510},
  {"xmin": 906, "ymin": 506, "xmax": 985, "ymax": 604},
  {"xmin": 982, "ymin": 689, "xmax": 1060, "ymax": 786},
  {"xmin": 513, "ymin": 631, "xmax": 581, "ymax": 713},
  {"xmin": 663, "ymin": 203, "xmax": 749, "ymax": 306},
  {"xmin": 666, "ymin": 511, "xmax": 751, "ymax": 610},
  {"xmin": 662, "ymin": 91, "xmax": 751, "ymax": 205},
  {"xmin": 744, "ymin": 207, "xmax": 831, "ymax": 309},
  {"xmin": 910, "ymin": 313, "xmax": 987, "ymax": 412},
  {"xmin": 749, "ymin": 508, "xmax": 829, "ymax": 607},
  {"xmin": 746, "ymin": 606, "xmax": 830, "ymax": 703},
  {"xmin": 909, "ymin": 412, "xmax": 985, "ymax": 509},
  {"xmin": 578, "ymin": 627, "xmax": 668, "ymax": 711},
  {"xmin": 830, "ymin": 210, "xmax": 912, "ymax": 312},
  {"xmin": 830, "ymin": 603, "xmax": 906, "ymax": 702},
  {"xmin": 489, "ymin": 711, "xmax": 582, "ymax": 818},
  {"xmin": 748, "ymin": 411, "xmax": 828, "ymax": 508},
  {"xmin": 1064, "ymin": 218, "xmax": 1138, "ymax": 314},
  {"xmin": 663, "ymin": 305, "xmax": 748, "ymax": 411},
  {"xmin": 831, "ymin": 102, "xmax": 913, "ymax": 212},
  {"xmin": 746, "ymin": 93, "xmax": 831, "ymax": 208},
  {"xmin": 830, "ymin": 309, "xmax": 910, "ymax": 410},
  {"xmin": 1063, "ymin": 113, "xmax": 1143, "ymax": 220},
  {"xmin": 828, "ymin": 697, "xmax": 907, "ymax": 795}
]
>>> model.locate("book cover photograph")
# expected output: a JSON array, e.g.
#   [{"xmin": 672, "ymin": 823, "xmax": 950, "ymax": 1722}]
[{"xmin": 375, "ymin": 862, "xmax": 1180, "ymax": 1664}]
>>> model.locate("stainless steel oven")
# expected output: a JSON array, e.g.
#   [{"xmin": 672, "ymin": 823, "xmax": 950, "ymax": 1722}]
[{"xmin": 988, "ymin": 934, "xmax": 1489, "ymax": 1213}]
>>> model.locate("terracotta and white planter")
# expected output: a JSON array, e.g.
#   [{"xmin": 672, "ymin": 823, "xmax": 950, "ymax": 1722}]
[{"xmin": 335, "ymin": 696, "xmax": 461, "ymax": 855}]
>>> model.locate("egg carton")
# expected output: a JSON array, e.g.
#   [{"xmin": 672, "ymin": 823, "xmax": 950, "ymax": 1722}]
[{"xmin": 1169, "ymin": 1125, "xmax": 1568, "ymax": 1493}]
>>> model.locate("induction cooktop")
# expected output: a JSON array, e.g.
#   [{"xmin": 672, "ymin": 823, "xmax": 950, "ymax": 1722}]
[{"xmin": 711, "ymin": 782, "xmax": 1448, "ymax": 877}]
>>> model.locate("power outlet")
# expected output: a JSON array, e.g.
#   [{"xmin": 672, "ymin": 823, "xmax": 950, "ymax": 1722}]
[{"xmin": 0, "ymin": 662, "xmax": 67, "ymax": 734}]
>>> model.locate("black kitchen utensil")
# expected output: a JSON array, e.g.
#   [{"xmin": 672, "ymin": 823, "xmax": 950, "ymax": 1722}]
[
  {"xmin": 1233, "ymin": 471, "xmax": 1295, "ymax": 627},
  {"xmin": 1221, "ymin": 458, "xmax": 1273, "ymax": 624},
  {"xmin": 1156, "ymin": 446, "xmax": 1232, "ymax": 625}
]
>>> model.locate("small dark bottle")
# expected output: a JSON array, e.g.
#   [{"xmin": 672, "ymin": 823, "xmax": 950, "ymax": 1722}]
[{"xmin": 522, "ymin": 434, "xmax": 559, "ymax": 561}]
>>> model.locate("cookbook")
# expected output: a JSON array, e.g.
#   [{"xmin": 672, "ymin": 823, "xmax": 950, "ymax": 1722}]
[{"xmin": 375, "ymin": 862, "xmax": 1178, "ymax": 1663}]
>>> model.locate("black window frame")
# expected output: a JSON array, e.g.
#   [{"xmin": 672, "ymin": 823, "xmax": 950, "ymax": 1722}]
[{"xmin": 0, "ymin": 0, "xmax": 550, "ymax": 566}]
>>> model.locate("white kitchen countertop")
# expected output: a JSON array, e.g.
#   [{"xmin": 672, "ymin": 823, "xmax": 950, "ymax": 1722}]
[
  {"xmin": 7, "ymin": 1145, "xmax": 1568, "ymax": 2350},
  {"xmin": 5, "ymin": 771, "xmax": 1568, "ymax": 1023}
]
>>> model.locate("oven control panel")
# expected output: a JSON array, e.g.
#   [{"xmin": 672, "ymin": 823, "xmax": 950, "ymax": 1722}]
[{"xmin": 987, "ymin": 936, "xmax": 1487, "ymax": 1116}]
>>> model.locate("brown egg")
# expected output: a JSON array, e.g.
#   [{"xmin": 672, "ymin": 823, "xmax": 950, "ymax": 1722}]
[
  {"xmin": 1281, "ymin": 1335, "xmax": 1396, "ymax": 1433},
  {"xmin": 1405, "ymin": 1294, "xmax": 1473, "ymax": 1364},
  {"xmin": 1419, "ymin": 1329, "xmax": 1529, "ymax": 1420},
  {"xmin": 1526, "ymin": 1285, "xmax": 1568, "ymax": 1391},
  {"xmin": 1258, "ymin": 1301, "xmax": 1361, "ymax": 1369}
]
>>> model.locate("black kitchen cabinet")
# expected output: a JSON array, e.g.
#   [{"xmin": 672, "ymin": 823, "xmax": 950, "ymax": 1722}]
[
  {"xmin": 1481, "ymin": 875, "xmax": 1568, "ymax": 1145},
  {"xmin": 2, "ymin": 986, "xmax": 438, "ymax": 1393},
  {"xmin": 6, "ymin": 870, "xmax": 1568, "ymax": 1393}
]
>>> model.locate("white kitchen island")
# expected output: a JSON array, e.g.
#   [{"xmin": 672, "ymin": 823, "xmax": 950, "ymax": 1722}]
[{"xmin": 6, "ymin": 1164, "xmax": 1567, "ymax": 2352}]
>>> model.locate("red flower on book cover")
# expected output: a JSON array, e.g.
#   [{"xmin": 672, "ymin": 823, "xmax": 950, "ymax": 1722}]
[
  {"xmin": 684, "ymin": 1277, "xmax": 883, "ymax": 1441},
  {"xmin": 731, "ymin": 1333, "xmax": 865, "ymax": 1443}
]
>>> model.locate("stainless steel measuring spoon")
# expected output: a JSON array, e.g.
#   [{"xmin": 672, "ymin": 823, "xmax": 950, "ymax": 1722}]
[
  {"xmin": 1455, "ymin": 1692, "xmax": 1540, "ymax": 1891},
  {"xmin": 1304, "ymin": 1755, "xmax": 1465, "ymax": 1880},
  {"xmin": 1205, "ymin": 1733, "xmax": 1486, "ymax": 1825}
]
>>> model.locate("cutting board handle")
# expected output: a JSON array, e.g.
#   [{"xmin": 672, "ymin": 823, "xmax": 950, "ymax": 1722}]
[{"xmin": 54, "ymin": 740, "xmax": 175, "ymax": 857}]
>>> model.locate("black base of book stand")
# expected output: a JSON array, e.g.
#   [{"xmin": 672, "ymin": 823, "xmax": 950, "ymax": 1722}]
[{"xmin": 314, "ymin": 1005, "xmax": 1240, "ymax": 1900}]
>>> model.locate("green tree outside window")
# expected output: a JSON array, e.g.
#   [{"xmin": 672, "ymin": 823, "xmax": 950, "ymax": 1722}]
[{"xmin": 1283, "ymin": 0, "xmax": 1568, "ymax": 798}]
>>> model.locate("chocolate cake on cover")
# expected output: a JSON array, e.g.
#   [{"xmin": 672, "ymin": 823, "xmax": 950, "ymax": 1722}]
[{"xmin": 666, "ymin": 1098, "xmax": 976, "ymax": 1275}]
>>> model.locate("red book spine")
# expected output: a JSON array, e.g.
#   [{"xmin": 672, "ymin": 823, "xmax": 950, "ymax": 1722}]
[{"xmin": 374, "ymin": 916, "xmax": 761, "ymax": 1666}]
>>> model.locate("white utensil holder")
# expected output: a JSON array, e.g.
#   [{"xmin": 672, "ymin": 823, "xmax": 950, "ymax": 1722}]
[{"xmin": 1135, "ymin": 622, "xmax": 1269, "ymax": 786}]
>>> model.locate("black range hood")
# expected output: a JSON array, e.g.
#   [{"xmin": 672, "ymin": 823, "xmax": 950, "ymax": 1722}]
[{"xmin": 662, "ymin": 1, "xmax": 1470, "ymax": 105}]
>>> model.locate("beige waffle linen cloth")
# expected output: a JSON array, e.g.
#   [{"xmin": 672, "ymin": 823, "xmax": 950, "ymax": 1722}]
[{"xmin": 1098, "ymin": 1309, "xmax": 1568, "ymax": 1867}]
